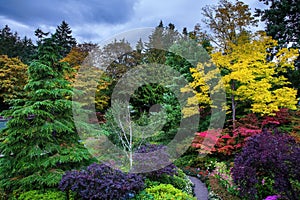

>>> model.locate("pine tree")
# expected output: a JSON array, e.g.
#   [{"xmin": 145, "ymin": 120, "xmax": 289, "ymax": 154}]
[
  {"xmin": 34, "ymin": 28, "xmax": 50, "ymax": 46},
  {"xmin": 0, "ymin": 25, "xmax": 18, "ymax": 57},
  {"xmin": 53, "ymin": 21, "xmax": 77, "ymax": 57},
  {"xmin": 0, "ymin": 25, "xmax": 36, "ymax": 64},
  {"xmin": 0, "ymin": 36, "xmax": 92, "ymax": 195},
  {"xmin": 255, "ymin": 0, "xmax": 300, "ymax": 97},
  {"xmin": 144, "ymin": 21, "xmax": 180, "ymax": 64},
  {"xmin": 256, "ymin": 0, "xmax": 300, "ymax": 49}
]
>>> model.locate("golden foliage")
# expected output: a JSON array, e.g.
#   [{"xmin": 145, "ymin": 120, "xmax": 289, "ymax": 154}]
[{"xmin": 183, "ymin": 32, "xmax": 298, "ymax": 117}]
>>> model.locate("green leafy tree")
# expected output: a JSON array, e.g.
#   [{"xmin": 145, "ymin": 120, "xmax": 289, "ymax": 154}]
[
  {"xmin": 166, "ymin": 38, "xmax": 210, "ymax": 82},
  {"xmin": 0, "ymin": 36, "xmax": 92, "ymax": 195}
]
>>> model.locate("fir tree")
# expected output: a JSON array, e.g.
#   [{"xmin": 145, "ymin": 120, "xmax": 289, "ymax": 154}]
[
  {"xmin": 53, "ymin": 21, "xmax": 77, "ymax": 57},
  {"xmin": 34, "ymin": 28, "xmax": 50, "ymax": 46},
  {"xmin": 256, "ymin": 0, "xmax": 300, "ymax": 97},
  {"xmin": 144, "ymin": 21, "xmax": 180, "ymax": 64},
  {"xmin": 0, "ymin": 25, "xmax": 36, "ymax": 64},
  {"xmin": 0, "ymin": 36, "xmax": 92, "ymax": 195}
]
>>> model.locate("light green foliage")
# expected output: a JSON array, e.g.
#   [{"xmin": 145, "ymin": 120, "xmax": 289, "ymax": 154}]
[
  {"xmin": 102, "ymin": 100, "xmax": 166, "ymax": 168},
  {"xmin": 135, "ymin": 183, "xmax": 196, "ymax": 200},
  {"xmin": 17, "ymin": 189, "xmax": 68, "ymax": 200},
  {"xmin": 155, "ymin": 168, "xmax": 194, "ymax": 195}
]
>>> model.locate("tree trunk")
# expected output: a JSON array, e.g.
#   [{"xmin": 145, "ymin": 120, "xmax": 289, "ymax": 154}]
[{"xmin": 231, "ymin": 81, "xmax": 236, "ymax": 129}]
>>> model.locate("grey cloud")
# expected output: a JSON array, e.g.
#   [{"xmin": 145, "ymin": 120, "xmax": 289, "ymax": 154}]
[{"xmin": 0, "ymin": 0, "xmax": 136, "ymax": 26}]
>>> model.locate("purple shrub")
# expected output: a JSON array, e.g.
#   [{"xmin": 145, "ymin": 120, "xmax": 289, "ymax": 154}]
[
  {"xmin": 59, "ymin": 163, "xmax": 144, "ymax": 200},
  {"xmin": 264, "ymin": 195, "xmax": 280, "ymax": 200},
  {"xmin": 133, "ymin": 144, "xmax": 177, "ymax": 179},
  {"xmin": 231, "ymin": 131, "xmax": 300, "ymax": 200}
]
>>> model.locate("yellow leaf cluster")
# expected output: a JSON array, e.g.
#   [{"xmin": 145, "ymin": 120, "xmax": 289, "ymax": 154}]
[
  {"xmin": 183, "ymin": 32, "xmax": 298, "ymax": 117},
  {"xmin": 0, "ymin": 55, "xmax": 28, "ymax": 103}
]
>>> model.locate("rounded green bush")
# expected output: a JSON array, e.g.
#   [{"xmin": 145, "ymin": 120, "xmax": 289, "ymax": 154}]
[
  {"xmin": 17, "ymin": 189, "xmax": 67, "ymax": 200},
  {"xmin": 157, "ymin": 168, "xmax": 194, "ymax": 195},
  {"xmin": 135, "ymin": 183, "xmax": 196, "ymax": 200}
]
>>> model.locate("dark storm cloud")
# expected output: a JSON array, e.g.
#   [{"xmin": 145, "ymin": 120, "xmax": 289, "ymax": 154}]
[
  {"xmin": 0, "ymin": 0, "xmax": 135, "ymax": 26},
  {"xmin": 0, "ymin": 0, "xmax": 264, "ymax": 43}
]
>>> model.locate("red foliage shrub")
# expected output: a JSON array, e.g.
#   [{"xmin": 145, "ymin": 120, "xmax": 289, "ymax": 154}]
[{"xmin": 192, "ymin": 109, "xmax": 292, "ymax": 156}]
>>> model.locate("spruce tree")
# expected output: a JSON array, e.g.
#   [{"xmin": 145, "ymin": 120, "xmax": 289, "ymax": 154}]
[
  {"xmin": 256, "ymin": 0, "xmax": 300, "ymax": 97},
  {"xmin": 144, "ymin": 21, "xmax": 180, "ymax": 64},
  {"xmin": 0, "ymin": 25, "xmax": 36, "ymax": 64},
  {"xmin": 0, "ymin": 36, "xmax": 92, "ymax": 194},
  {"xmin": 53, "ymin": 21, "xmax": 77, "ymax": 57}
]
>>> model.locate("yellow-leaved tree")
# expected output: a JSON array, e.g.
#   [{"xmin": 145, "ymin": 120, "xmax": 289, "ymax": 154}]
[
  {"xmin": 182, "ymin": 32, "xmax": 298, "ymax": 127},
  {"xmin": 0, "ymin": 55, "xmax": 28, "ymax": 110},
  {"xmin": 61, "ymin": 45, "xmax": 112, "ymax": 112}
]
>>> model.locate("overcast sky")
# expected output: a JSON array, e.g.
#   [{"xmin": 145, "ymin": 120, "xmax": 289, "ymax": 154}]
[{"xmin": 0, "ymin": 0, "xmax": 267, "ymax": 44}]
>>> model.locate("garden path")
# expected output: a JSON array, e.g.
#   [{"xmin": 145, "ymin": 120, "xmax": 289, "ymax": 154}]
[{"xmin": 188, "ymin": 176, "xmax": 209, "ymax": 200}]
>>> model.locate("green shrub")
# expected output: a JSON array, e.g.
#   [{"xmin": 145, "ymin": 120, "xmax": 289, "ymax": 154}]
[
  {"xmin": 135, "ymin": 183, "xmax": 196, "ymax": 200},
  {"xmin": 157, "ymin": 168, "xmax": 194, "ymax": 195},
  {"xmin": 174, "ymin": 154, "xmax": 199, "ymax": 168},
  {"xmin": 17, "ymin": 189, "xmax": 68, "ymax": 200},
  {"xmin": 175, "ymin": 154, "xmax": 219, "ymax": 172},
  {"xmin": 0, "ymin": 189, "xmax": 9, "ymax": 200}
]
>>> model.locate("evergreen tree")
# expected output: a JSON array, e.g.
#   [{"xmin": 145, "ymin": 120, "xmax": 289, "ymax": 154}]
[
  {"xmin": 53, "ymin": 21, "xmax": 77, "ymax": 57},
  {"xmin": 0, "ymin": 25, "xmax": 36, "ymax": 64},
  {"xmin": 0, "ymin": 25, "xmax": 17, "ymax": 57},
  {"xmin": 182, "ymin": 27, "xmax": 188, "ymax": 37},
  {"xmin": 256, "ymin": 0, "xmax": 300, "ymax": 49},
  {"xmin": 34, "ymin": 28, "xmax": 50, "ymax": 46},
  {"xmin": 144, "ymin": 21, "xmax": 180, "ymax": 64},
  {"xmin": 256, "ymin": 0, "xmax": 300, "ymax": 97},
  {"xmin": 0, "ymin": 36, "xmax": 92, "ymax": 195}
]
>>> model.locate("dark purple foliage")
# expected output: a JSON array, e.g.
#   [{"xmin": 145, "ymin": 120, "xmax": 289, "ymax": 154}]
[
  {"xmin": 59, "ymin": 163, "xmax": 144, "ymax": 200},
  {"xmin": 133, "ymin": 144, "xmax": 177, "ymax": 179},
  {"xmin": 231, "ymin": 131, "xmax": 300, "ymax": 200}
]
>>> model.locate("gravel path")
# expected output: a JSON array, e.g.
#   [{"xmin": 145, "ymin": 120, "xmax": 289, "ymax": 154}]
[{"xmin": 188, "ymin": 176, "xmax": 209, "ymax": 200}]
